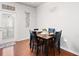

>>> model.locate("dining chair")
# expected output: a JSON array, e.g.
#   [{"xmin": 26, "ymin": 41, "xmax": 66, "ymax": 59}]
[
  {"xmin": 30, "ymin": 31, "xmax": 34, "ymax": 49},
  {"xmin": 48, "ymin": 28, "xmax": 55, "ymax": 33},
  {"xmin": 48, "ymin": 28, "xmax": 55, "ymax": 53},
  {"xmin": 34, "ymin": 28, "xmax": 39, "ymax": 32},
  {"xmin": 53, "ymin": 30, "xmax": 62, "ymax": 55},
  {"xmin": 30, "ymin": 31, "xmax": 44, "ymax": 55}
]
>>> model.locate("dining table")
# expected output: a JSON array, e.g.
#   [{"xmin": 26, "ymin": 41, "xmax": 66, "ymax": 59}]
[{"xmin": 37, "ymin": 31, "xmax": 55, "ymax": 56}]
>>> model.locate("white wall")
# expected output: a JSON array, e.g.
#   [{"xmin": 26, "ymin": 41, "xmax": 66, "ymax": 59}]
[
  {"xmin": 37, "ymin": 2, "xmax": 79, "ymax": 55},
  {"xmin": 0, "ymin": 2, "xmax": 36, "ymax": 41},
  {"xmin": 15, "ymin": 3, "xmax": 36, "ymax": 40}
]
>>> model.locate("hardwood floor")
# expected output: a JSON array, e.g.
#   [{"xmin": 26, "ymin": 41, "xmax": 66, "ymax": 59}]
[
  {"xmin": 0, "ymin": 48, "xmax": 2, "ymax": 56},
  {"xmin": 0, "ymin": 40, "xmax": 77, "ymax": 56},
  {"xmin": 14, "ymin": 40, "xmax": 34, "ymax": 56}
]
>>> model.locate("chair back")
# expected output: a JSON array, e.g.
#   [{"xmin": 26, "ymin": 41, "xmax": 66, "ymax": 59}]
[
  {"xmin": 48, "ymin": 28, "xmax": 55, "ymax": 33},
  {"xmin": 34, "ymin": 28, "xmax": 39, "ymax": 32},
  {"xmin": 30, "ymin": 31, "xmax": 38, "ymax": 41}
]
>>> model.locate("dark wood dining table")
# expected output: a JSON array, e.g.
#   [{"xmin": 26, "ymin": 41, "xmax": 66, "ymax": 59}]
[{"xmin": 37, "ymin": 32, "xmax": 54, "ymax": 56}]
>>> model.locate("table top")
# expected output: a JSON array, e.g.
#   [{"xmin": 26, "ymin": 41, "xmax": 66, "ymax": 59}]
[{"xmin": 37, "ymin": 32, "xmax": 54, "ymax": 40}]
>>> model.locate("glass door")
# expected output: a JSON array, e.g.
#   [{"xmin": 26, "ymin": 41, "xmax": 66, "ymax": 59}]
[{"xmin": 0, "ymin": 11, "xmax": 15, "ymax": 40}]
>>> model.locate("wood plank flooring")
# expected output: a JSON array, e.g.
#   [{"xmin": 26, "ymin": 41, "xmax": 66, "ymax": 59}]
[{"xmin": 0, "ymin": 40, "xmax": 77, "ymax": 56}]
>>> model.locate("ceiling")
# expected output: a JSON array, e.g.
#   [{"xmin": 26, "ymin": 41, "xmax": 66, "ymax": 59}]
[{"xmin": 19, "ymin": 2, "xmax": 44, "ymax": 8}]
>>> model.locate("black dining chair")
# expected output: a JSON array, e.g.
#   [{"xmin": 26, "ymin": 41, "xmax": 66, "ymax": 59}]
[
  {"xmin": 30, "ymin": 31, "xmax": 44, "ymax": 55},
  {"xmin": 53, "ymin": 30, "xmax": 62, "ymax": 55},
  {"xmin": 48, "ymin": 28, "xmax": 55, "ymax": 52},
  {"xmin": 30, "ymin": 31, "xmax": 34, "ymax": 49},
  {"xmin": 34, "ymin": 28, "xmax": 39, "ymax": 32},
  {"xmin": 48, "ymin": 28, "xmax": 55, "ymax": 33}
]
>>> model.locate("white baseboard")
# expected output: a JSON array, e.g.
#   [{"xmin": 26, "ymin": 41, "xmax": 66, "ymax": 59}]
[
  {"xmin": 61, "ymin": 47, "xmax": 79, "ymax": 56},
  {"xmin": 16, "ymin": 38, "xmax": 29, "ymax": 41}
]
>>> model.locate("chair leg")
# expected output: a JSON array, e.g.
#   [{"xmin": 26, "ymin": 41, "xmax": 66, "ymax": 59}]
[
  {"xmin": 53, "ymin": 40, "xmax": 55, "ymax": 56},
  {"xmin": 36, "ymin": 46, "xmax": 39, "ymax": 56},
  {"xmin": 32, "ymin": 41, "xmax": 34, "ymax": 52},
  {"xmin": 58, "ymin": 41, "xmax": 60, "ymax": 55},
  {"xmin": 30, "ymin": 40, "xmax": 31, "ymax": 48},
  {"xmin": 32, "ymin": 46, "xmax": 33, "ymax": 52}
]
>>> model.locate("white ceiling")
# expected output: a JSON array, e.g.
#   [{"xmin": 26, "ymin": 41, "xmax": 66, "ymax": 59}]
[{"xmin": 19, "ymin": 2, "xmax": 44, "ymax": 8}]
